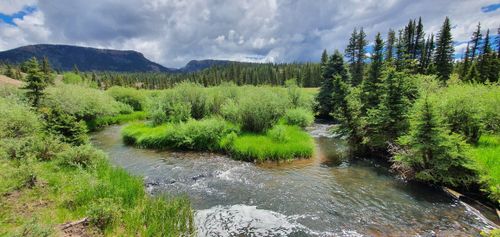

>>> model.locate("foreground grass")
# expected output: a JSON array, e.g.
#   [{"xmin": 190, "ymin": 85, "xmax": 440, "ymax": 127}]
[
  {"xmin": 0, "ymin": 156, "xmax": 194, "ymax": 236},
  {"xmin": 469, "ymin": 134, "xmax": 500, "ymax": 204},
  {"xmin": 226, "ymin": 125, "xmax": 314, "ymax": 161}
]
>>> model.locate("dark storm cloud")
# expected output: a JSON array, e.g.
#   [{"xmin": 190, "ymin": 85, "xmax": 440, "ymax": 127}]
[{"xmin": 0, "ymin": 0, "xmax": 498, "ymax": 67}]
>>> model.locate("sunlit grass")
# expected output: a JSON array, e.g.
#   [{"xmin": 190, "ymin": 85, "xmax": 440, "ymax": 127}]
[
  {"xmin": 226, "ymin": 125, "xmax": 314, "ymax": 161},
  {"xmin": 468, "ymin": 134, "xmax": 500, "ymax": 203}
]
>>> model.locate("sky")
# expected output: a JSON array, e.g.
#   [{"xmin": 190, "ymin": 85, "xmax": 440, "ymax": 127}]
[{"xmin": 0, "ymin": 0, "xmax": 498, "ymax": 68}]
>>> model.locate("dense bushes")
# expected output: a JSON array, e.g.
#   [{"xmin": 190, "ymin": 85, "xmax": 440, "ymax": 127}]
[
  {"xmin": 43, "ymin": 84, "xmax": 126, "ymax": 121},
  {"xmin": 106, "ymin": 86, "xmax": 146, "ymax": 111},
  {"xmin": 282, "ymin": 108, "xmax": 314, "ymax": 127}
]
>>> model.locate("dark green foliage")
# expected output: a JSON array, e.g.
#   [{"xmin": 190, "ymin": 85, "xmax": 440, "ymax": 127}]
[
  {"xmin": 393, "ymin": 97, "xmax": 477, "ymax": 187},
  {"xmin": 364, "ymin": 71, "xmax": 411, "ymax": 149},
  {"xmin": 345, "ymin": 28, "xmax": 367, "ymax": 86},
  {"xmin": 434, "ymin": 17, "xmax": 454, "ymax": 82},
  {"xmin": 361, "ymin": 33, "xmax": 384, "ymax": 113},
  {"xmin": 94, "ymin": 62, "xmax": 321, "ymax": 89},
  {"xmin": 477, "ymin": 29, "xmax": 500, "ymax": 83},
  {"xmin": 40, "ymin": 106, "xmax": 89, "ymax": 145},
  {"xmin": 316, "ymin": 50, "xmax": 350, "ymax": 118},
  {"xmin": 385, "ymin": 29, "xmax": 396, "ymax": 63},
  {"xmin": 470, "ymin": 22, "xmax": 482, "ymax": 60},
  {"xmin": 23, "ymin": 57, "xmax": 48, "ymax": 107},
  {"xmin": 331, "ymin": 75, "xmax": 363, "ymax": 145}
]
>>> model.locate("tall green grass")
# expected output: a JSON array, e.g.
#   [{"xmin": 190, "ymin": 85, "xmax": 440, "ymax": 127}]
[
  {"xmin": 225, "ymin": 125, "xmax": 314, "ymax": 161},
  {"xmin": 86, "ymin": 111, "xmax": 148, "ymax": 131},
  {"xmin": 123, "ymin": 118, "xmax": 239, "ymax": 151},
  {"xmin": 468, "ymin": 134, "xmax": 500, "ymax": 203}
]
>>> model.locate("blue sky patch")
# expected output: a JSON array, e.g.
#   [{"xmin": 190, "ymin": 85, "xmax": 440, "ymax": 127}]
[
  {"xmin": 0, "ymin": 6, "xmax": 37, "ymax": 26},
  {"xmin": 481, "ymin": 3, "xmax": 500, "ymax": 13}
]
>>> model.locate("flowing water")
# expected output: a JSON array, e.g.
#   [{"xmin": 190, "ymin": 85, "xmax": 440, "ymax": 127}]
[{"xmin": 92, "ymin": 124, "xmax": 497, "ymax": 236}]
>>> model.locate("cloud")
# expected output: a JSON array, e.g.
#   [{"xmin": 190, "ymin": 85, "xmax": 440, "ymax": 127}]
[{"xmin": 0, "ymin": 0, "xmax": 498, "ymax": 67}]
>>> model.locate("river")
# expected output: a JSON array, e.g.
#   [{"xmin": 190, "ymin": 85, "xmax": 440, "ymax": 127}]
[{"xmin": 92, "ymin": 123, "xmax": 497, "ymax": 236}]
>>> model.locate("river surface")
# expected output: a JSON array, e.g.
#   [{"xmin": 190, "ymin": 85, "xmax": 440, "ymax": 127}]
[{"xmin": 92, "ymin": 124, "xmax": 497, "ymax": 236}]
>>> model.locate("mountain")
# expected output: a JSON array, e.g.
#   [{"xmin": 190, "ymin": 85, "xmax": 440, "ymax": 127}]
[
  {"xmin": 0, "ymin": 44, "xmax": 174, "ymax": 72},
  {"xmin": 176, "ymin": 59, "xmax": 234, "ymax": 73}
]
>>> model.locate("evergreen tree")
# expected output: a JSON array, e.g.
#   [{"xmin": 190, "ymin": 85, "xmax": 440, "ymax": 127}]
[
  {"xmin": 434, "ymin": 17, "xmax": 454, "ymax": 82},
  {"xmin": 460, "ymin": 42, "xmax": 471, "ymax": 81},
  {"xmin": 395, "ymin": 30, "xmax": 406, "ymax": 71},
  {"xmin": 331, "ymin": 75, "xmax": 363, "ymax": 146},
  {"xmin": 41, "ymin": 56, "xmax": 54, "ymax": 84},
  {"xmin": 420, "ymin": 34, "xmax": 435, "ymax": 74},
  {"xmin": 414, "ymin": 17, "xmax": 425, "ymax": 60},
  {"xmin": 385, "ymin": 29, "xmax": 396, "ymax": 63},
  {"xmin": 470, "ymin": 22, "xmax": 482, "ymax": 60},
  {"xmin": 23, "ymin": 57, "xmax": 48, "ymax": 107},
  {"xmin": 361, "ymin": 32, "xmax": 384, "ymax": 113},
  {"xmin": 353, "ymin": 27, "xmax": 367, "ymax": 86},
  {"xmin": 365, "ymin": 70, "xmax": 411, "ymax": 149},
  {"xmin": 477, "ymin": 29, "xmax": 499, "ymax": 83},
  {"xmin": 316, "ymin": 50, "xmax": 349, "ymax": 118},
  {"xmin": 345, "ymin": 28, "xmax": 358, "ymax": 67},
  {"xmin": 393, "ymin": 97, "xmax": 476, "ymax": 187}
]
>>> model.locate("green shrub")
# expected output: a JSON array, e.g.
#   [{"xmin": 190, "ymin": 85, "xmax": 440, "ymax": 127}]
[
  {"xmin": 227, "ymin": 125, "xmax": 314, "ymax": 161},
  {"xmin": 57, "ymin": 145, "xmax": 106, "ymax": 168},
  {"xmin": 107, "ymin": 86, "xmax": 146, "ymax": 111},
  {"xmin": 43, "ymin": 84, "xmax": 123, "ymax": 121},
  {"xmin": 62, "ymin": 72, "xmax": 84, "ymax": 84},
  {"xmin": 12, "ymin": 218, "xmax": 52, "ymax": 237},
  {"xmin": 282, "ymin": 108, "xmax": 314, "ymax": 128},
  {"xmin": 87, "ymin": 198, "xmax": 122, "ymax": 231},
  {"xmin": 220, "ymin": 99, "xmax": 241, "ymax": 124},
  {"xmin": 148, "ymin": 90, "xmax": 191, "ymax": 125},
  {"xmin": 176, "ymin": 82, "xmax": 211, "ymax": 119},
  {"xmin": 0, "ymin": 98, "xmax": 41, "ymax": 139},
  {"xmin": 40, "ymin": 106, "xmax": 89, "ymax": 145},
  {"xmin": 238, "ymin": 89, "xmax": 288, "ymax": 133}
]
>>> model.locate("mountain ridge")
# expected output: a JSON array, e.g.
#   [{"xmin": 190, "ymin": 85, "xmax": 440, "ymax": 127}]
[{"xmin": 0, "ymin": 44, "xmax": 240, "ymax": 73}]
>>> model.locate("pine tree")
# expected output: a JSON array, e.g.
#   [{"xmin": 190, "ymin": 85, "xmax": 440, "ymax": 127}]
[
  {"xmin": 23, "ymin": 57, "xmax": 48, "ymax": 107},
  {"xmin": 385, "ymin": 29, "xmax": 396, "ymax": 63},
  {"xmin": 477, "ymin": 29, "xmax": 499, "ymax": 83},
  {"xmin": 434, "ymin": 17, "xmax": 454, "ymax": 82},
  {"xmin": 460, "ymin": 42, "xmax": 471, "ymax": 81},
  {"xmin": 420, "ymin": 34, "xmax": 434, "ymax": 74},
  {"xmin": 345, "ymin": 28, "xmax": 358, "ymax": 66},
  {"xmin": 470, "ymin": 22, "xmax": 482, "ymax": 60},
  {"xmin": 365, "ymin": 70, "xmax": 411, "ymax": 149},
  {"xmin": 414, "ymin": 17, "xmax": 425, "ymax": 60},
  {"xmin": 361, "ymin": 32, "xmax": 384, "ymax": 113},
  {"xmin": 331, "ymin": 75, "xmax": 363, "ymax": 145},
  {"xmin": 393, "ymin": 96, "xmax": 476, "ymax": 187},
  {"xmin": 41, "ymin": 56, "xmax": 54, "ymax": 84},
  {"xmin": 395, "ymin": 30, "xmax": 406, "ymax": 71},
  {"xmin": 316, "ymin": 50, "xmax": 350, "ymax": 118},
  {"xmin": 352, "ymin": 27, "xmax": 367, "ymax": 86}
]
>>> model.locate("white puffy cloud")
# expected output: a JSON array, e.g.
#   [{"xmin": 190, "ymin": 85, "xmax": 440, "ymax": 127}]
[{"xmin": 0, "ymin": 0, "xmax": 498, "ymax": 67}]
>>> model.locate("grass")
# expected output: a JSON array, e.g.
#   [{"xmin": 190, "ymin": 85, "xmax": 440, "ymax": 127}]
[
  {"xmin": 468, "ymin": 134, "xmax": 500, "ymax": 204},
  {"xmin": 0, "ymin": 155, "xmax": 195, "ymax": 236},
  {"xmin": 122, "ymin": 118, "xmax": 239, "ymax": 151},
  {"xmin": 123, "ymin": 121, "xmax": 315, "ymax": 161},
  {"xmin": 224, "ymin": 125, "xmax": 314, "ymax": 161},
  {"xmin": 86, "ymin": 111, "xmax": 148, "ymax": 131}
]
